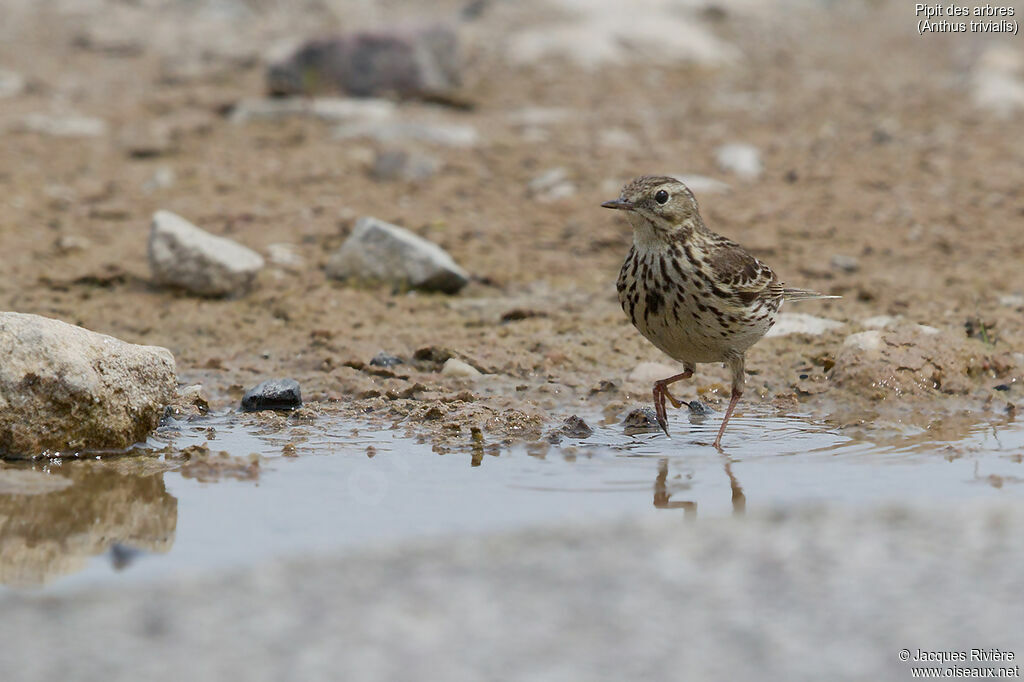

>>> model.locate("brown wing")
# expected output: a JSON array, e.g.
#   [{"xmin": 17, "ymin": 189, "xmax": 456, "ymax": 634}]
[{"xmin": 706, "ymin": 236, "xmax": 784, "ymax": 308}]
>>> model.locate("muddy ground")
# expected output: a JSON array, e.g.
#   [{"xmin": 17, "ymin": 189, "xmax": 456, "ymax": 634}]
[{"xmin": 1, "ymin": 0, "xmax": 1022, "ymax": 451}]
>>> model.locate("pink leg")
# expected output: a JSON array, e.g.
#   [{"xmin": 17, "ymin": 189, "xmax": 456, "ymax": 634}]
[
  {"xmin": 653, "ymin": 369, "xmax": 693, "ymax": 437},
  {"xmin": 712, "ymin": 388, "xmax": 742, "ymax": 450}
]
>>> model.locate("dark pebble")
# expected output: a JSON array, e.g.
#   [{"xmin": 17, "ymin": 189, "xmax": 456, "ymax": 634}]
[
  {"xmin": 623, "ymin": 406, "xmax": 659, "ymax": 433},
  {"xmin": 241, "ymin": 378, "xmax": 302, "ymax": 412},
  {"xmin": 560, "ymin": 415, "xmax": 593, "ymax": 439},
  {"xmin": 370, "ymin": 351, "xmax": 404, "ymax": 368},
  {"xmin": 994, "ymin": 384, "xmax": 1010, "ymax": 392},
  {"xmin": 688, "ymin": 400, "xmax": 712, "ymax": 416}
]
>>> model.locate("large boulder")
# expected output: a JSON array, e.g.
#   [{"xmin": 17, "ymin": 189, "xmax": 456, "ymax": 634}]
[
  {"xmin": 326, "ymin": 217, "xmax": 469, "ymax": 294},
  {"xmin": 0, "ymin": 313, "xmax": 177, "ymax": 458},
  {"xmin": 266, "ymin": 25, "xmax": 461, "ymax": 100},
  {"xmin": 148, "ymin": 210, "xmax": 264, "ymax": 297}
]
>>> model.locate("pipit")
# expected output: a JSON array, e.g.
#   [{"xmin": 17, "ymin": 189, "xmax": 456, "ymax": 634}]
[{"xmin": 603, "ymin": 176, "xmax": 836, "ymax": 449}]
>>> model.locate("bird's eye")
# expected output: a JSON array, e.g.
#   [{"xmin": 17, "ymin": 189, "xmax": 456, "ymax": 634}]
[{"xmin": 654, "ymin": 190, "xmax": 669, "ymax": 204}]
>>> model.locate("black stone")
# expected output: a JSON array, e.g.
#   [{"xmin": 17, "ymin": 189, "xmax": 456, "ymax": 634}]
[
  {"xmin": 687, "ymin": 400, "xmax": 712, "ymax": 416},
  {"xmin": 241, "ymin": 378, "xmax": 302, "ymax": 412},
  {"xmin": 994, "ymin": 384, "xmax": 1011, "ymax": 392},
  {"xmin": 370, "ymin": 351, "xmax": 404, "ymax": 368}
]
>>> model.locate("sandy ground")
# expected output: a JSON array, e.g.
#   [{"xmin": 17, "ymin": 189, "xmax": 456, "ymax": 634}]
[{"xmin": 1, "ymin": 0, "xmax": 1022, "ymax": 450}]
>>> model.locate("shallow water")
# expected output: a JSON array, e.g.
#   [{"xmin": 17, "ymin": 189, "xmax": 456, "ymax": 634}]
[{"xmin": 1, "ymin": 407, "xmax": 1022, "ymax": 592}]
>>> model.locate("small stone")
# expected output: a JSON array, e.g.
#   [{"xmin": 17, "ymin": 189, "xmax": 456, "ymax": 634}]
[
  {"xmin": 241, "ymin": 379, "xmax": 302, "ymax": 412},
  {"xmin": 266, "ymin": 26, "xmax": 461, "ymax": 100},
  {"xmin": 166, "ymin": 384, "xmax": 210, "ymax": 419},
  {"xmin": 687, "ymin": 400, "xmax": 712, "ymax": 416},
  {"xmin": 623, "ymin": 406, "xmax": 659, "ymax": 433},
  {"xmin": 326, "ymin": 216, "xmax": 469, "ymax": 294},
  {"xmin": 370, "ymin": 352, "xmax": 404, "ymax": 368},
  {"xmin": 266, "ymin": 243, "xmax": 304, "ymax": 270},
  {"xmin": 21, "ymin": 114, "xmax": 107, "ymax": 138},
  {"xmin": 528, "ymin": 167, "xmax": 576, "ymax": 203},
  {"xmin": 371, "ymin": 149, "xmax": 441, "ymax": 182},
  {"xmin": 229, "ymin": 97, "xmax": 395, "ymax": 124},
  {"xmin": 765, "ymin": 313, "xmax": 844, "ymax": 338},
  {"xmin": 999, "ymin": 294, "xmax": 1024, "ymax": 308},
  {"xmin": 55, "ymin": 234, "xmax": 92, "ymax": 254},
  {"xmin": 0, "ymin": 69, "xmax": 25, "ymax": 98},
  {"xmin": 333, "ymin": 121, "xmax": 479, "ymax": 148},
  {"xmin": 148, "ymin": 210, "xmax": 265, "ymax": 297},
  {"xmin": 715, "ymin": 143, "xmax": 763, "ymax": 180},
  {"xmin": 628, "ymin": 362, "xmax": 679, "ymax": 385},
  {"xmin": 441, "ymin": 358, "xmax": 481, "ymax": 378},
  {"xmin": 559, "ymin": 415, "xmax": 593, "ymax": 439},
  {"xmin": 830, "ymin": 254, "xmax": 859, "ymax": 273},
  {"xmin": 0, "ymin": 313, "xmax": 176, "ymax": 458}
]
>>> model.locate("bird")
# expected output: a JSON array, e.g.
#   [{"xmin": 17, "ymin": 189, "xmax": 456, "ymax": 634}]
[{"xmin": 602, "ymin": 175, "xmax": 836, "ymax": 449}]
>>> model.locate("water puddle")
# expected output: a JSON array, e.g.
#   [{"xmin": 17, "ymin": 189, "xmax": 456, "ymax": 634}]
[{"xmin": 1, "ymin": 407, "xmax": 1022, "ymax": 592}]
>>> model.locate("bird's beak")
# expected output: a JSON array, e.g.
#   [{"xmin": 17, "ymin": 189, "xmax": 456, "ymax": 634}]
[{"xmin": 601, "ymin": 199, "xmax": 633, "ymax": 211}]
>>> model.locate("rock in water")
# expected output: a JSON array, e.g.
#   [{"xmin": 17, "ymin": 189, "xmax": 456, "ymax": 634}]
[
  {"xmin": 241, "ymin": 379, "xmax": 302, "ymax": 412},
  {"xmin": 148, "ymin": 210, "xmax": 264, "ymax": 297},
  {"xmin": 0, "ymin": 313, "xmax": 177, "ymax": 458},
  {"xmin": 266, "ymin": 25, "xmax": 461, "ymax": 100},
  {"xmin": 326, "ymin": 217, "xmax": 469, "ymax": 294}
]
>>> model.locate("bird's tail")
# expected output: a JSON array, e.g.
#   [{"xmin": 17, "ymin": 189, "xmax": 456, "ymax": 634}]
[{"xmin": 782, "ymin": 288, "xmax": 840, "ymax": 302}]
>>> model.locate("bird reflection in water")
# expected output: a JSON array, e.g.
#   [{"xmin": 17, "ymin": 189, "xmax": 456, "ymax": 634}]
[{"xmin": 653, "ymin": 456, "xmax": 745, "ymax": 517}]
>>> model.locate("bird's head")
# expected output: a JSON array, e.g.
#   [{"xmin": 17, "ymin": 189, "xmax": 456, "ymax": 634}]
[{"xmin": 601, "ymin": 176, "xmax": 704, "ymax": 243}]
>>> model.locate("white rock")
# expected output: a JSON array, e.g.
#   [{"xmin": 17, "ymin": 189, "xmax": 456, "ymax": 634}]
[
  {"xmin": 671, "ymin": 174, "xmax": 731, "ymax": 194},
  {"xmin": 0, "ymin": 69, "xmax": 25, "ymax": 98},
  {"xmin": 861, "ymin": 315, "xmax": 902, "ymax": 329},
  {"xmin": 148, "ymin": 210, "xmax": 265, "ymax": 297},
  {"xmin": 628, "ymin": 362, "xmax": 680, "ymax": 385},
  {"xmin": 333, "ymin": 121, "xmax": 479, "ymax": 148},
  {"xmin": 326, "ymin": 217, "xmax": 469, "ymax": 294},
  {"xmin": 0, "ymin": 312, "xmax": 176, "ymax": 458},
  {"xmin": 21, "ymin": 114, "xmax": 107, "ymax": 138},
  {"xmin": 972, "ymin": 47, "xmax": 1024, "ymax": 116},
  {"xmin": 915, "ymin": 324, "xmax": 940, "ymax": 335},
  {"xmin": 715, "ymin": 143, "xmax": 763, "ymax": 180},
  {"xmin": 830, "ymin": 254, "xmax": 859, "ymax": 273},
  {"xmin": 441, "ymin": 358, "xmax": 482, "ymax": 378},
  {"xmin": 843, "ymin": 330, "xmax": 884, "ymax": 353},
  {"xmin": 507, "ymin": 2, "xmax": 737, "ymax": 69},
  {"xmin": 266, "ymin": 243, "xmax": 304, "ymax": 269},
  {"xmin": 230, "ymin": 97, "xmax": 395, "ymax": 124},
  {"xmin": 528, "ymin": 167, "xmax": 576, "ymax": 202},
  {"xmin": 765, "ymin": 313, "xmax": 844, "ymax": 338},
  {"xmin": 999, "ymin": 294, "xmax": 1024, "ymax": 308}
]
